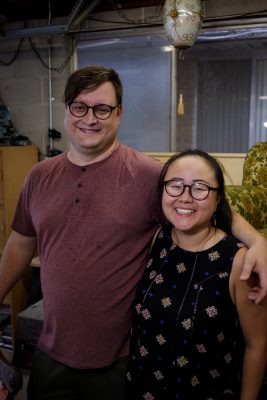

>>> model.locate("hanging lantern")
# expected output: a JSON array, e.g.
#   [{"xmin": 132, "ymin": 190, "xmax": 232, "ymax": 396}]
[{"xmin": 163, "ymin": 0, "xmax": 203, "ymax": 115}]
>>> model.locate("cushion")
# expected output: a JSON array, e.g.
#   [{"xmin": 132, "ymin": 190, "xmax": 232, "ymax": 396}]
[
  {"xmin": 225, "ymin": 185, "xmax": 267, "ymax": 230},
  {"xmin": 242, "ymin": 142, "xmax": 267, "ymax": 187}
]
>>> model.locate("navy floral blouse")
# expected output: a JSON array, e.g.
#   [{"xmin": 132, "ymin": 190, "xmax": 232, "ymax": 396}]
[{"xmin": 126, "ymin": 226, "xmax": 246, "ymax": 400}]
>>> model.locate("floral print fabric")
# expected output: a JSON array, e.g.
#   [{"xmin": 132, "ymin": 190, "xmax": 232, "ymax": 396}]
[
  {"xmin": 242, "ymin": 141, "xmax": 267, "ymax": 187},
  {"xmin": 225, "ymin": 141, "xmax": 267, "ymax": 239},
  {"xmin": 127, "ymin": 226, "xmax": 245, "ymax": 400},
  {"xmin": 225, "ymin": 185, "xmax": 267, "ymax": 232}
]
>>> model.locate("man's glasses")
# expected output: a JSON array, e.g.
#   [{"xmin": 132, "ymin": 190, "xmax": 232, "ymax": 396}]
[
  {"xmin": 68, "ymin": 102, "xmax": 117, "ymax": 120},
  {"xmin": 164, "ymin": 180, "xmax": 219, "ymax": 200}
]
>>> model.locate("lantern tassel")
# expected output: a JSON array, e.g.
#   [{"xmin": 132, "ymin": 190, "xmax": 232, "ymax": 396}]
[{"xmin": 178, "ymin": 93, "xmax": 184, "ymax": 116}]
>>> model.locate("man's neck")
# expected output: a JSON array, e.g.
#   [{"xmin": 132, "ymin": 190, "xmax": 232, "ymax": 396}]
[{"xmin": 67, "ymin": 141, "xmax": 119, "ymax": 166}]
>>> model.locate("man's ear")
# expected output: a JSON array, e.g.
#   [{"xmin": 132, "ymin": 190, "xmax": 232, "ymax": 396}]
[{"xmin": 117, "ymin": 104, "xmax": 122, "ymax": 117}]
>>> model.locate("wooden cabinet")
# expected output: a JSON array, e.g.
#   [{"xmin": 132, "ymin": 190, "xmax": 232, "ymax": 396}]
[
  {"xmin": 0, "ymin": 145, "xmax": 38, "ymax": 360},
  {"xmin": 0, "ymin": 145, "xmax": 38, "ymax": 251}
]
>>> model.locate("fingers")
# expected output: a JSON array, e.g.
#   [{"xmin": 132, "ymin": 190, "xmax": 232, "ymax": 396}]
[
  {"xmin": 248, "ymin": 286, "xmax": 267, "ymax": 305},
  {"xmin": 247, "ymin": 287, "xmax": 260, "ymax": 302},
  {"xmin": 239, "ymin": 249, "xmax": 267, "ymax": 304},
  {"xmin": 239, "ymin": 254, "xmax": 253, "ymax": 281}
]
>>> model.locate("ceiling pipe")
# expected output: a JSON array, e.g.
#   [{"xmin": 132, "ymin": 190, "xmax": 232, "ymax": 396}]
[
  {"xmin": 69, "ymin": 0, "xmax": 103, "ymax": 29},
  {"xmin": 1, "ymin": 24, "xmax": 67, "ymax": 39},
  {"xmin": 64, "ymin": 0, "xmax": 85, "ymax": 32},
  {"xmin": 2, "ymin": 6, "xmax": 267, "ymax": 41},
  {"xmin": 0, "ymin": 0, "xmax": 104, "ymax": 39}
]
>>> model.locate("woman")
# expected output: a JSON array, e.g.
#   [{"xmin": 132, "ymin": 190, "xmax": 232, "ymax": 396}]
[{"xmin": 127, "ymin": 149, "xmax": 267, "ymax": 400}]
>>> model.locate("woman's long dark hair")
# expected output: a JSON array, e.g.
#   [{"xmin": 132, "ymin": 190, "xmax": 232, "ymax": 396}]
[{"xmin": 159, "ymin": 149, "xmax": 233, "ymax": 235}]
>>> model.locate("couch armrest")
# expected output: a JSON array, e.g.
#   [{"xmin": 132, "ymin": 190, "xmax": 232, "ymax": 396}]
[{"xmin": 225, "ymin": 185, "xmax": 267, "ymax": 230}]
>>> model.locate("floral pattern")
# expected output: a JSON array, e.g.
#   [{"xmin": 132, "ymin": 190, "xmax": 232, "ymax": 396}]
[
  {"xmin": 225, "ymin": 186, "xmax": 267, "ymax": 231},
  {"xmin": 225, "ymin": 141, "xmax": 267, "ymax": 239},
  {"xmin": 242, "ymin": 141, "xmax": 267, "ymax": 186},
  {"xmin": 126, "ymin": 227, "xmax": 245, "ymax": 399}
]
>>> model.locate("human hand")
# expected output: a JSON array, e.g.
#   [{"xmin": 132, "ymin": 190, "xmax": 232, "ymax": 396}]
[{"xmin": 239, "ymin": 237, "xmax": 267, "ymax": 304}]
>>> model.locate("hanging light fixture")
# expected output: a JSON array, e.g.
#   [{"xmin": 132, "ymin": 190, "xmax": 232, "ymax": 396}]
[{"xmin": 163, "ymin": 0, "xmax": 203, "ymax": 115}]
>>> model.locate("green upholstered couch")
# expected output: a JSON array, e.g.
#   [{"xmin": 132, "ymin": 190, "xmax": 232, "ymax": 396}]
[{"xmin": 225, "ymin": 142, "xmax": 267, "ymax": 239}]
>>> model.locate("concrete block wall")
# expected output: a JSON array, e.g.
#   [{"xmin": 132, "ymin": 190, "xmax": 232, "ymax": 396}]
[{"xmin": 0, "ymin": 31, "xmax": 71, "ymax": 158}]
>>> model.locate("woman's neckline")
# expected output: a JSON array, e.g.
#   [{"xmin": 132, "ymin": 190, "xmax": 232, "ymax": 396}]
[{"xmin": 171, "ymin": 226, "xmax": 227, "ymax": 254}]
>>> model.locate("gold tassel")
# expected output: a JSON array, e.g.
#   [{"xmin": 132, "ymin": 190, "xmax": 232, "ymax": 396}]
[{"xmin": 178, "ymin": 93, "xmax": 184, "ymax": 116}]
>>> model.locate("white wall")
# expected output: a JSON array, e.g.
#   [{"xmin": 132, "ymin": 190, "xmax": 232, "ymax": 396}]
[{"xmin": 146, "ymin": 152, "xmax": 246, "ymax": 185}]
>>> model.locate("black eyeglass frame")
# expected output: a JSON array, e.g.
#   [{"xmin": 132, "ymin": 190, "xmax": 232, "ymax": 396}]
[
  {"xmin": 68, "ymin": 101, "xmax": 118, "ymax": 120},
  {"xmin": 163, "ymin": 179, "xmax": 219, "ymax": 201}
]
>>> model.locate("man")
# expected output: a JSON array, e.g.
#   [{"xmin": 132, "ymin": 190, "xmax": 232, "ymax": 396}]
[{"xmin": 0, "ymin": 65, "xmax": 266, "ymax": 400}]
